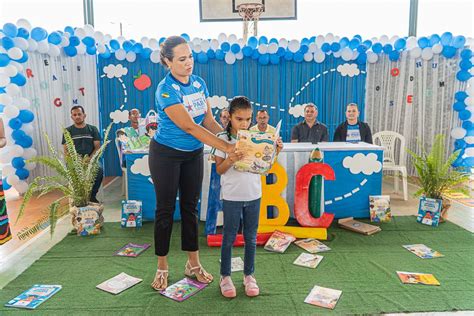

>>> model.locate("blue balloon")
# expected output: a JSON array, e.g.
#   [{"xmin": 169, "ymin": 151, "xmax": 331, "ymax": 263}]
[
  {"xmin": 122, "ymin": 41, "xmax": 133, "ymax": 52},
  {"xmin": 17, "ymin": 135, "xmax": 33, "ymax": 148},
  {"xmin": 1, "ymin": 37, "xmax": 15, "ymax": 50},
  {"xmin": 247, "ymin": 36, "xmax": 258, "ymax": 48},
  {"xmin": 357, "ymin": 44, "xmax": 367, "ymax": 53},
  {"xmin": 453, "ymin": 35, "xmax": 466, "ymax": 49},
  {"xmin": 82, "ymin": 36, "xmax": 95, "ymax": 47},
  {"xmin": 132, "ymin": 43, "xmax": 143, "ymax": 53},
  {"xmin": 389, "ymin": 50, "xmax": 400, "ymax": 61},
  {"xmin": 230, "ymin": 43, "xmax": 241, "ymax": 54},
  {"xmin": 362, "ymin": 40, "xmax": 372, "ymax": 49},
  {"xmin": 99, "ymin": 49, "xmax": 111, "ymax": 59},
  {"xmin": 12, "ymin": 129, "xmax": 26, "ymax": 141},
  {"xmin": 357, "ymin": 52, "xmax": 367, "ymax": 64},
  {"xmin": 429, "ymin": 34, "xmax": 440, "ymax": 46},
  {"xmin": 394, "ymin": 38, "xmax": 406, "ymax": 50},
  {"xmin": 349, "ymin": 38, "xmax": 360, "ymax": 50},
  {"xmin": 330, "ymin": 42, "xmax": 341, "ymax": 52},
  {"xmin": 251, "ymin": 49, "xmax": 260, "ymax": 60},
  {"xmin": 321, "ymin": 43, "xmax": 330, "ymax": 52},
  {"xmin": 293, "ymin": 52, "xmax": 303, "ymax": 63},
  {"xmin": 15, "ymin": 51, "xmax": 28, "ymax": 63},
  {"xmin": 215, "ymin": 49, "xmax": 225, "ymax": 60},
  {"xmin": 277, "ymin": 47, "xmax": 286, "ymax": 56},
  {"xmin": 220, "ymin": 42, "xmax": 230, "ymax": 52},
  {"xmin": 159, "ymin": 37, "xmax": 166, "ymax": 44},
  {"xmin": 442, "ymin": 46, "xmax": 456, "ymax": 58},
  {"xmin": 418, "ymin": 37, "xmax": 429, "ymax": 49},
  {"xmin": 269, "ymin": 38, "xmax": 278, "ymax": 44},
  {"xmin": 15, "ymin": 168, "xmax": 29, "ymax": 180},
  {"xmin": 3, "ymin": 23, "xmax": 18, "ymax": 37},
  {"xmin": 86, "ymin": 45, "xmax": 96, "ymax": 55},
  {"xmin": 64, "ymin": 26, "xmax": 74, "ymax": 35},
  {"xmin": 299, "ymin": 45, "xmax": 309, "ymax": 54},
  {"xmin": 8, "ymin": 118, "xmax": 22, "ymax": 130},
  {"xmin": 462, "ymin": 121, "xmax": 473, "ymax": 130},
  {"xmin": 461, "ymin": 49, "xmax": 472, "ymax": 59},
  {"xmin": 459, "ymin": 110, "xmax": 472, "ymax": 120},
  {"xmin": 454, "ymin": 139, "xmax": 467, "ymax": 149},
  {"xmin": 455, "ymin": 91, "xmax": 468, "ymax": 101},
  {"xmin": 48, "ymin": 32, "xmax": 62, "ymax": 45},
  {"xmin": 0, "ymin": 53, "xmax": 10, "ymax": 67},
  {"xmin": 242, "ymin": 46, "xmax": 253, "ymax": 57},
  {"xmin": 258, "ymin": 36, "xmax": 268, "ymax": 45},
  {"xmin": 270, "ymin": 54, "xmax": 280, "ymax": 65},
  {"xmin": 180, "ymin": 33, "xmax": 190, "ymax": 41},
  {"xmin": 284, "ymin": 51, "xmax": 293, "ymax": 61},
  {"xmin": 17, "ymin": 27, "xmax": 29, "ymax": 39},
  {"xmin": 206, "ymin": 49, "xmax": 215, "ymax": 59},
  {"xmin": 383, "ymin": 44, "xmax": 393, "ymax": 54},
  {"xmin": 460, "ymin": 60, "xmax": 472, "ymax": 70},
  {"xmin": 309, "ymin": 36, "xmax": 316, "ymax": 43},
  {"xmin": 353, "ymin": 34, "xmax": 362, "ymax": 41},
  {"xmin": 453, "ymin": 101, "xmax": 466, "ymax": 112},
  {"xmin": 197, "ymin": 52, "xmax": 208, "ymax": 64},
  {"xmin": 301, "ymin": 38, "xmax": 309, "ymax": 45},
  {"xmin": 2, "ymin": 179, "xmax": 11, "ymax": 191},
  {"xmin": 109, "ymin": 39, "xmax": 120, "ymax": 50},
  {"xmin": 12, "ymin": 157, "xmax": 26, "ymax": 169},
  {"xmin": 31, "ymin": 27, "xmax": 47, "ymax": 41},
  {"xmin": 339, "ymin": 37, "xmax": 350, "ymax": 48},
  {"xmin": 0, "ymin": 104, "xmax": 4, "ymax": 112},
  {"xmin": 11, "ymin": 73, "xmax": 26, "ymax": 86},
  {"xmin": 259, "ymin": 53, "xmax": 270, "ymax": 65},
  {"xmin": 440, "ymin": 32, "xmax": 453, "ymax": 46},
  {"xmin": 372, "ymin": 43, "xmax": 383, "ymax": 54},
  {"xmin": 64, "ymin": 45, "xmax": 77, "ymax": 57},
  {"xmin": 18, "ymin": 109, "xmax": 34, "ymax": 123},
  {"xmin": 69, "ymin": 36, "xmax": 80, "ymax": 46},
  {"xmin": 463, "ymin": 157, "xmax": 474, "ymax": 168},
  {"xmin": 457, "ymin": 71, "xmax": 471, "ymax": 82},
  {"xmin": 141, "ymin": 47, "xmax": 152, "ymax": 59}
]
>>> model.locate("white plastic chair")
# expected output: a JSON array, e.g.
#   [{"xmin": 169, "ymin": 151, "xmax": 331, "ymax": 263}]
[
  {"xmin": 373, "ymin": 131, "xmax": 408, "ymax": 201},
  {"xmin": 115, "ymin": 137, "xmax": 128, "ymax": 198}
]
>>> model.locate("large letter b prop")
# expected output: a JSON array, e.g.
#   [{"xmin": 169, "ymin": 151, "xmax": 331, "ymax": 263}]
[{"xmin": 259, "ymin": 161, "xmax": 289, "ymax": 226}]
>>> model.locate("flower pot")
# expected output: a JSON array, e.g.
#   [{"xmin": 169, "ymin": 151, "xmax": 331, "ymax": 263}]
[{"xmin": 70, "ymin": 203, "xmax": 104, "ymax": 236}]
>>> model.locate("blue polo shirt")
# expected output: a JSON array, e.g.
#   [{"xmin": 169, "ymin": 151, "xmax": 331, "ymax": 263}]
[{"xmin": 154, "ymin": 73, "xmax": 209, "ymax": 151}]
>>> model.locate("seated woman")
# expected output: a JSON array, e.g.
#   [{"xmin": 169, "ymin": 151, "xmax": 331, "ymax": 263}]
[{"xmin": 333, "ymin": 103, "xmax": 373, "ymax": 144}]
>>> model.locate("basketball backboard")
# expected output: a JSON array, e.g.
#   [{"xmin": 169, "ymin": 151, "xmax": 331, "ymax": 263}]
[{"xmin": 199, "ymin": 0, "xmax": 297, "ymax": 22}]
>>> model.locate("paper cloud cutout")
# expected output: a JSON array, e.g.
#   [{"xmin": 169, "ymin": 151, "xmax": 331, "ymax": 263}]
[
  {"xmin": 110, "ymin": 109, "xmax": 129, "ymax": 123},
  {"xmin": 289, "ymin": 104, "xmax": 305, "ymax": 118},
  {"xmin": 103, "ymin": 64, "xmax": 128, "ymax": 78},
  {"xmin": 130, "ymin": 155, "xmax": 150, "ymax": 177},
  {"xmin": 208, "ymin": 95, "xmax": 229, "ymax": 110},
  {"xmin": 337, "ymin": 63, "xmax": 360, "ymax": 77},
  {"xmin": 343, "ymin": 153, "xmax": 382, "ymax": 175}
]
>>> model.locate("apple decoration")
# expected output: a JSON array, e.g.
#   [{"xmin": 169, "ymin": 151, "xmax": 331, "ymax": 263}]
[{"xmin": 133, "ymin": 70, "xmax": 152, "ymax": 91}]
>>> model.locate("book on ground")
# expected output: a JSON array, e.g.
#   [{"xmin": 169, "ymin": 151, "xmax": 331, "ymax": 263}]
[
  {"xmin": 96, "ymin": 272, "xmax": 143, "ymax": 294},
  {"xmin": 369, "ymin": 195, "xmax": 391, "ymax": 222},
  {"xmin": 121, "ymin": 200, "xmax": 143, "ymax": 228},
  {"xmin": 264, "ymin": 230, "xmax": 296, "ymax": 253},
  {"xmin": 160, "ymin": 278, "xmax": 208, "ymax": 302},
  {"xmin": 294, "ymin": 238, "xmax": 331, "ymax": 253},
  {"xmin": 417, "ymin": 197, "xmax": 442, "ymax": 227},
  {"xmin": 293, "ymin": 253, "xmax": 324, "ymax": 269},
  {"xmin": 338, "ymin": 217, "xmax": 381, "ymax": 235},
  {"xmin": 304, "ymin": 285, "xmax": 342, "ymax": 310},
  {"xmin": 5, "ymin": 285, "xmax": 62, "ymax": 309},
  {"xmin": 396, "ymin": 271, "xmax": 440, "ymax": 286},
  {"xmin": 219, "ymin": 257, "xmax": 244, "ymax": 272},
  {"xmin": 114, "ymin": 243, "xmax": 150, "ymax": 257},
  {"xmin": 402, "ymin": 244, "xmax": 444, "ymax": 259}
]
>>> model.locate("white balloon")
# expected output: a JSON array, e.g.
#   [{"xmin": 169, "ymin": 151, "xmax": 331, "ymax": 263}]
[
  {"xmin": 84, "ymin": 24, "xmax": 95, "ymax": 36},
  {"xmin": 389, "ymin": 35, "xmax": 399, "ymax": 45},
  {"xmin": 93, "ymin": 31, "xmax": 105, "ymax": 44},
  {"xmin": 451, "ymin": 127, "xmax": 467, "ymax": 139},
  {"xmin": 465, "ymin": 96, "xmax": 474, "ymax": 106},
  {"xmin": 0, "ymin": 149, "xmax": 12, "ymax": 164},
  {"xmin": 15, "ymin": 181, "xmax": 29, "ymax": 194},
  {"xmin": 3, "ymin": 105, "xmax": 19, "ymax": 118},
  {"xmin": 115, "ymin": 48, "xmax": 126, "ymax": 60},
  {"xmin": 10, "ymin": 61, "xmax": 23, "ymax": 72},
  {"xmin": 11, "ymin": 145, "xmax": 24, "ymax": 157},
  {"xmin": 140, "ymin": 36, "xmax": 149, "ymax": 46},
  {"xmin": 0, "ymin": 74, "xmax": 10, "ymax": 87},
  {"xmin": 409, "ymin": 47, "xmax": 422, "ymax": 59},
  {"xmin": 200, "ymin": 40, "xmax": 210, "ymax": 52},
  {"xmin": 432, "ymin": 43, "xmax": 443, "ymax": 54},
  {"xmin": 325, "ymin": 33, "xmax": 334, "ymax": 43},
  {"xmin": 267, "ymin": 43, "xmax": 278, "ymax": 54},
  {"xmin": 465, "ymin": 147, "xmax": 474, "ymax": 157},
  {"xmin": 76, "ymin": 43, "xmax": 86, "ymax": 55},
  {"xmin": 21, "ymin": 123, "xmax": 34, "ymax": 134},
  {"xmin": 210, "ymin": 39, "xmax": 219, "ymax": 50},
  {"xmin": 379, "ymin": 35, "xmax": 389, "ymax": 45},
  {"xmin": 224, "ymin": 52, "xmax": 236, "ymax": 65},
  {"xmin": 16, "ymin": 97, "xmax": 31, "ymax": 109},
  {"xmin": 308, "ymin": 43, "xmax": 317, "ymax": 53},
  {"xmin": 23, "ymin": 148, "xmax": 37, "ymax": 160},
  {"xmin": 74, "ymin": 27, "xmax": 86, "ymax": 38},
  {"xmin": 288, "ymin": 39, "xmax": 300, "ymax": 53},
  {"xmin": 5, "ymin": 84, "xmax": 20, "ymax": 96},
  {"xmin": 25, "ymin": 162, "xmax": 37, "ymax": 171},
  {"xmin": 7, "ymin": 47, "xmax": 23, "ymax": 60},
  {"xmin": 333, "ymin": 51, "xmax": 342, "ymax": 58},
  {"xmin": 257, "ymin": 44, "xmax": 267, "ymax": 54},
  {"xmin": 235, "ymin": 51, "xmax": 243, "ymax": 60},
  {"xmin": 314, "ymin": 50, "xmax": 325, "ymax": 63},
  {"xmin": 7, "ymin": 175, "xmax": 19, "ymax": 185},
  {"xmin": 13, "ymin": 37, "xmax": 29, "ymax": 50},
  {"xmin": 192, "ymin": 37, "xmax": 201, "ymax": 46},
  {"xmin": 315, "ymin": 35, "xmax": 325, "ymax": 47},
  {"xmin": 304, "ymin": 52, "xmax": 313, "ymax": 62},
  {"xmin": 187, "ymin": 42, "xmax": 194, "ymax": 50},
  {"xmin": 37, "ymin": 41, "xmax": 49, "ymax": 54},
  {"xmin": 16, "ymin": 18, "xmax": 32, "ymax": 31},
  {"xmin": 48, "ymin": 45, "xmax": 61, "ymax": 57},
  {"xmin": 406, "ymin": 36, "xmax": 417, "ymax": 49},
  {"xmin": 367, "ymin": 51, "xmax": 379, "ymax": 63},
  {"xmin": 125, "ymin": 51, "xmax": 136, "ymax": 62},
  {"xmin": 421, "ymin": 47, "xmax": 433, "ymax": 60},
  {"xmin": 351, "ymin": 50, "xmax": 359, "ymax": 60},
  {"xmin": 148, "ymin": 38, "xmax": 159, "ymax": 49},
  {"xmin": 97, "ymin": 44, "xmax": 106, "ymax": 54},
  {"xmin": 237, "ymin": 38, "xmax": 245, "ymax": 46},
  {"xmin": 116, "ymin": 36, "xmax": 126, "ymax": 44},
  {"xmin": 193, "ymin": 44, "xmax": 202, "ymax": 53},
  {"xmin": 278, "ymin": 38, "xmax": 288, "ymax": 49},
  {"xmin": 27, "ymin": 39, "xmax": 38, "ymax": 52},
  {"xmin": 228, "ymin": 34, "xmax": 237, "ymax": 44},
  {"xmin": 2, "ymin": 65, "xmax": 18, "ymax": 77},
  {"xmin": 2, "ymin": 165, "xmax": 15, "ymax": 177},
  {"xmin": 0, "ymin": 94, "xmax": 13, "ymax": 106},
  {"xmin": 218, "ymin": 33, "xmax": 227, "ymax": 44},
  {"xmin": 341, "ymin": 47, "xmax": 353, "ymax": 61},
  {"xmin": 150, "ymin": 50, "xmax": 161, "ymax": 63}
]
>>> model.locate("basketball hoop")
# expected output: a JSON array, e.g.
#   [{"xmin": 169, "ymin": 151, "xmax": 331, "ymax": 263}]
[{"xmin": 237, "ymin": 3, "xmax": 265, "ymax": 43}]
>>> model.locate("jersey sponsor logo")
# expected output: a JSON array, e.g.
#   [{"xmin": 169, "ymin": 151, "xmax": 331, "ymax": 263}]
[
  {"xmin": 161, "ymin": 92, "xmax": 170, "ymax": 98},
  {"xmin": 183, "ymin": 92, "xmax": 207, "ymax": 117}
]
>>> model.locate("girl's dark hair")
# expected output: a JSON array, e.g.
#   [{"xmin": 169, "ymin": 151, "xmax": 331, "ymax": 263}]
[
  {"xmin": 160, "ymin": 36, "xmax": 188, "ymax": 68},
  {"xmin": 225, "ymin": 96, "xmax": 252, "ymax": 141}
]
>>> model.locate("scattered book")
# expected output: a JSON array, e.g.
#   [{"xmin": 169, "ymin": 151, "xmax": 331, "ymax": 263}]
[
  {"xmin": 264, "ymin": 230, "xmax": 296, "ymax": 253},
  {"xmin": 293, "ymin": 253, "xmax": 324, "ymax": 269},
  {"xmin": 121, "ymin": 200, "xmax": 143, "ymax": 228},
  {"xmin": 160, "ymin": 278, "xmax": 208, "ymax": 302},
  {"xmin": 369, "ymin": 195, "xmax": 391, "ymax": 222},
  {"xmin": 219, "ymin": 257, "xmax": 244, "ymax": 272},
  {"xmin": 338, "ymin": 217, "xmax": 381, "ymax": 235},
  {"xmin": 295, "ymin": 238, "xmax": 331, "ymax": 253},
  {"xmin": 304, "ymin": 285, "xmax": 342, "ymax": 310},
  {"xmin": 114, "ymin": 243, "xmax": 150, "ymax": 258},
  {"xmin": 396, "ymin": 271, "xmax": 440, "ymax": 286},
  {"xmin": 96, "ymin": 272, "xmax": 143, "ymax": 294},
  {"xmin": 402, "ymin": 244, "xmax": 444, "ymax": 259},
  {"xmin": 71, "ymin": 205, "xmax": 103, "ymax": 236},
  {"xmin": 417, "ymin": 197, "xmax": 442, "ymax": 227},
  {"xmin": 5, "ymin": 284, "xmax": 62, "ymax": 309}
]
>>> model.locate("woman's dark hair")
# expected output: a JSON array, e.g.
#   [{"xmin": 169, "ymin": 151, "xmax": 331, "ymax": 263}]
[
  {"xmin": 225, "ymin": 96, "xmax": 252, "ymax": 141},
  {"xmin": 160, "ymin": 36, "xmax": 188, "ymax": 68}
]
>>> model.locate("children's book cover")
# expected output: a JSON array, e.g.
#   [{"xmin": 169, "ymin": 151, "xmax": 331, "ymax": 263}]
[
  {"xmin": 5, "ymin": 285, "xmax": 62, "ymax": 309},
  {"xmin": 338, "ymin": 217, "xmax": 381, "ymax": 235},
  {"xmin": 74, "ymin": 207, "xmax": 101, "ymax": 236},
  {"xmin": 96, "ymin": 273, "xmax": 143, "ymax": 294},
  {"xmin": 396, "ymin": 271, "xmax": 440, "ymax": 286},
  {"xmin": 402, "ymin": 244, "xmax": 444, "ymax": 259},
  {"xmin": 416, "ymin": 197, "xmax": 442, "ymax": 227},
  {"xmin": 293, "ymin": 253, "xmax": 324, "ymax": 269},
  {"xmin": 294, "ymin": 238, "xmax": 331, "ymax": 253},
  {"xmin": 121, "ymin": 200, "xmax": 143, "ymax": 228},
  {"xmin": 304, "ymin": 285, "xmax": 342, "ymax": 310},
  {"xmin": 264, "ymin": 230, "xmax": 296, "ymax": 253},
  {"xmin": 369, "ymin": 195, "xmax": 391, "ymax": 222},
  {"xmin": 114, "ymin": 243, "xmax": 150, "ymax": 258},
  {"xmin": 160, "ymin": 278, "xmax": 208, "ymax": 302}
]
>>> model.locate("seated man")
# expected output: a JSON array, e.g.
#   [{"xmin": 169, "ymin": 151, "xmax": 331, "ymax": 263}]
[
  {"xmin": 333, "ymin": 103, "xmax": 373, "ymax": 143},
  {"xmin": 250, "ymin": 109, "xmax": 276, "ymax": 133},
  {"xmin": 62, "ymin": 105, "xmax": 103, "ymax": 203},
  {"xmin": 291, "ymin": 103, "xmax": 328, "ymax": 144},
  {"xmin": 128, "ymin": 108, "xmax": 146, "ymax": 136}
]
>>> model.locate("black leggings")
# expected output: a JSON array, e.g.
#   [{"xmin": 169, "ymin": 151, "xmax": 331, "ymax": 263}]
[{"xmin": 148, "ymin": 140, "xmax": 204, "ymax": 256}]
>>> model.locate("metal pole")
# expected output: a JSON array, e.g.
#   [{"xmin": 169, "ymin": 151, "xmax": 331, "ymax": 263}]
[
  {"xmin": 83, "ymin": 0, "xmax": 95, "ymax": 26},
  {"xmin": 408, "ymin": 0, "xmax": 418, "ymax": 37}
]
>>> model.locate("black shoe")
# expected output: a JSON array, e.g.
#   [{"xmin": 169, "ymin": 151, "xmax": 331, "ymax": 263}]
[{"xmin": 90, "ymin": 197, "xmax": 100, "ymax": 203}]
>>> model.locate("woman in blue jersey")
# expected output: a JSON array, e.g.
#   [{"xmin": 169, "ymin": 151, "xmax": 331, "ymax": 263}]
[{"xmin": 149, "ymin": 36, "xmax": 234, "ymax": 291}]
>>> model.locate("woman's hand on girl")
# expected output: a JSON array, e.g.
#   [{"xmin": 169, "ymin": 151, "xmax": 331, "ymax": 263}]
[
  {"xmin": 276, "ymin": 137, "xmax": 284, "ymax": 153},
  {"xmin": 227, "ymin": 150, "xmax": 244, "ymax": 164}
]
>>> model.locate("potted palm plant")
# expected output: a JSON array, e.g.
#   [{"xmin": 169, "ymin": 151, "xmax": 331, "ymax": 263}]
[
  {"xmin": 17, "ymin": 125, "xmax": 111, "ymax": 236},
  {"xmin": 408, "ymin": 134, "xmax": 470, "ymax": 223}
]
